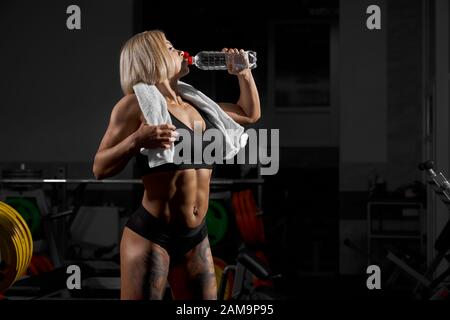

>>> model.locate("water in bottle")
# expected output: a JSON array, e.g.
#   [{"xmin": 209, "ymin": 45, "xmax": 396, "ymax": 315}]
[{"xmin": 183, "ymin": 51, "xmax": 257, "ymax": 71}]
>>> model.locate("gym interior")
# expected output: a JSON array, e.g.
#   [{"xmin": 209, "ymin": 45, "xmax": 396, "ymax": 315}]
[{"xmin": 1, "ymin": 0, "xmax": 450, "ymax": 300}]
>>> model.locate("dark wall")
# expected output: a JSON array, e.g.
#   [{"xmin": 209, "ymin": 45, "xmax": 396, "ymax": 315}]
[
  {"xmin": 0, "ymin": 0, "xmax": 133, "ymax": 166},
  {"xmin": 339, "ymin": 0, "xmax": 424, "ymax": 275},
  {"xmin": 340, "ymin": 0, "xmax": 423, "ymax": 192}
]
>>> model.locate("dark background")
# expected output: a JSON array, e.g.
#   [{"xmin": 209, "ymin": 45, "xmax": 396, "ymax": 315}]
[{"xmin": 1, "ymin": 0, "xmax": 448, "ymax": 300}]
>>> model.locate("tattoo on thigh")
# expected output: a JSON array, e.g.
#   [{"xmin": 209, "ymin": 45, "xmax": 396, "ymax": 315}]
[
  {"xmin": 191, "ymin": 240, "xmax": 216, "ymax": 275},
  {"xmin": 199, "ymin": 238, "xmax": 213, "ymax": 265},
  {"xmin": 146, "ymin": 250, "xmax": 169, "ymax": 299},
  {"xmin": 195, "ymin": 271, "xmax": 216, "ymax": 285},
  {"xmin": 189, "ymin": 238, "xmax": 214, "ymax": 275}
]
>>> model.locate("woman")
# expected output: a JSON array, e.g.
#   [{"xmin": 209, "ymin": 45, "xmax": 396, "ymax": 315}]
[{"xmin": 92, "ymin": 30, "xmax": 260, "ymax": 300}]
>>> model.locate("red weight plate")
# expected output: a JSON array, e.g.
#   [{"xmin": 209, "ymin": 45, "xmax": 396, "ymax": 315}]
[
  {"xmin": 232, "ymin": 192, "xmax": 248, "ymax": 243},
  {"xmin": 240, "ymin": 190, "xmax": 258, "ymax": 245},
  {"xmin": 246, "ymin": 189, "xmax": 266, "ymax": 244}
]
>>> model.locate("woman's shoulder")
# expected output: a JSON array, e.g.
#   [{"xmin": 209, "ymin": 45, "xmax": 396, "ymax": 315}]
[
  {"xmin": 118, "ymin": 93, "xmax": 139, "ymax": 108},
  {"xmin": 112, "ymin": 94, "xmax": 143, "ymax": 123}
]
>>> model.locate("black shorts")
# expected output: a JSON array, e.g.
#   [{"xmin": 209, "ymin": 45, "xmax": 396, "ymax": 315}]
[{"xmin": 125, "ymin": 204, "xmax": 208, "ymax": 262}]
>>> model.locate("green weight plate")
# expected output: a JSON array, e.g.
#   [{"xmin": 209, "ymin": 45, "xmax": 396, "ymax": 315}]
[
  {"xmin": 5, "ymin": 197, "xmax": 40, "ymax": 236},
  {"xmin": 206, "ymin": 200, "xmax": 228, "ymax": 246}
]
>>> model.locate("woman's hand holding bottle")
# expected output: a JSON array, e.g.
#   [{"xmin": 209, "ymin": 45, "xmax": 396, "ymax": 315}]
[{"xmin": 222, "ymin": 48, "xmax": 252, "ymax": 76}]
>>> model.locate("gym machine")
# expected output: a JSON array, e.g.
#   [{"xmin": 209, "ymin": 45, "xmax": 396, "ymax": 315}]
[
  {"xmin": 218, "ymin": 245, "xmax": 284, "ymax": 300},
  {"xmin": 344, "ymin": 160, "xmax": 450, "ymax": 299},
  {"xmin": 0, "ymin": 170, "xmax": 265, "ymax": 299}
]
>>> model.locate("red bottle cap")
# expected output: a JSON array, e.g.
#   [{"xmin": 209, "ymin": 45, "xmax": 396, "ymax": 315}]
[{"xmin": 183, "ymin": 51, "xmax": 193, "ymax": 65}]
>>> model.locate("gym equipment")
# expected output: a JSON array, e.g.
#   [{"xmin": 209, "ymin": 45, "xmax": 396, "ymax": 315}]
[
  {"xmin": 206, "ymin": 200, "xmax": 229, "ymax": 246},
  {"xmin": 252, "ymin": 251, "xmax": 273, "ymax": 288},
  {"xmin": 0, "ymin": 201, "xmax": 33, "ymax": 292},
  {"xmin": 345, "ymin": 160, "xmax": 450, "ymax": 299},
  {"xmin": 411, "ymin": 160, "xmax": 450, "ymax": 298},
  {"xmin": 429, "ymin": 285, "xmax": 450, "ymax": 300},
  {"xmin": 0, "ymin": 178, "xmax": 264, "ymax": 185},
  {"xmin": 232, "ymin": 190, "xmax": 265, "ymax": 246},
  {"xmin": 0, "ymin": 189, "xmax": 49, "ymax": 218},
  {"xmin": 1, "ymin": 166, "xmax": 43, "ymax": 191},
  {"xmin": 237, "ymin": 191, "xmax": 258, "ymax": 245},
  {"xmin": 28, "ymin": 255, "xmax": 54, "ymax": 276},
  {"xmin": 69, "ymin": 206, "xmax": 120, "ymax": 259},
  {"xmin": 0, "ymin": 201, "xmax": 33, "ymax": 279},
  {"xmin": 5, "ymin": 197, "xmax": 41, "ymax": 237},
  {"xmin": 0, "ymin": 175, "xmax": 264, "ymax": 299},
  {"xmin": 232, "ymin": 192, "xmax": 246, "ymax": 241},
  {"xmin": 213, "ymin": 257, "xmax": 233, "ymax": 300},
  {"xmin": 218, "ymin": 246, "xmax": 283, "ymax": 300}
]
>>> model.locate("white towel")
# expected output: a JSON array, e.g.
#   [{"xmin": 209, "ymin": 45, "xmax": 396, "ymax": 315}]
[{"xmin": 133, "ymin": 81, "xmax": 248, "ymax": 168}]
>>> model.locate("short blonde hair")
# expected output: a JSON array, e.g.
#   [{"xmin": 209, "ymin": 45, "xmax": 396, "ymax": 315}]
[{"xmin": 119, "ymin": 30, "xmax": 176, "ymax": 94}]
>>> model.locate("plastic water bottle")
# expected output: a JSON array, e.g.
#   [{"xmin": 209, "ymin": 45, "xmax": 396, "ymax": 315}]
[{"xmin": 183, "ymin": 51, "xmax": 257, "ymax": 71}]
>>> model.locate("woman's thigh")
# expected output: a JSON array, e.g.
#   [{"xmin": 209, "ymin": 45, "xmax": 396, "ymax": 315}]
[
  {"xmin": 168, "ymin": 236, "xmax": 217, "ymax": 300},
  {"xmin": 120, "ymin": 227, "xmax": 170, "ymax": 300}
]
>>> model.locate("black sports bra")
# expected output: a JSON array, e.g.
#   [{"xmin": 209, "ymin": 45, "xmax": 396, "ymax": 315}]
[{"xmin": 135, "ymin": 106, "xmax": 218, "ymax": 176}]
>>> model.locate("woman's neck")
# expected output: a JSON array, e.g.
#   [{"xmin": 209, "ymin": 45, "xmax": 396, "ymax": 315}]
[{"xmin": 156, "ymin": 79, "xmax": 182, "ymax": 105}]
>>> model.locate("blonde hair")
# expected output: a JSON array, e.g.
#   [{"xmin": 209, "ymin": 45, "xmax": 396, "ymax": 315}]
[{"xmin": 119, "ymin": 30, "xmax": 176, "ymax": 94}]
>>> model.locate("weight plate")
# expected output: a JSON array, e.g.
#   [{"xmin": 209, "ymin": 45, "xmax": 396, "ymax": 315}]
[
  {"xmin": 0, "ymin": 203, "xmax": 30, "ymax": 278},
  {"xmin": 0, "ymin": 202, "xmax": 33, "ymax": 284},
  {"xmin": 239, "ymin": 191, "xmax": 257, "ymax": 245},
  {"xmin": 206, "ymin": 200, "xmax": 229, "ymax": 246},
  {"xmin": 5, "ymin": 197, "xmax": 40, "ymax": 237},
  {"xmin": 0, "ymin": 210, "xmax": 24, "ymax": 282},
  {"xmin": 213, "ymin": 257, "xmax": 233, "ymax": 300},
  {"xmin": 0, "ymin": 221, "xmax": 19, "ymax": 291}
]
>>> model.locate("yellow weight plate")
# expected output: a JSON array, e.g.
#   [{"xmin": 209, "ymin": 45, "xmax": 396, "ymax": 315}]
[
  {"xmin": 0, "ymin": 223, "xmax": 19, "ymax": 291},
  {"xmin": 0, "ymin": 213, "xmax": 24, "ymax": 282},
  {"xmin": 0, "ymin": 201, "xmax": 32, "ymax": 247},
  {"xmin": 0, "ymin": 202, "xmax": 32, "ymax": 282},
  {"xmin": 0, "ymin": 202, "xmax": 33, "ymax": 276},
  {"xmin": 0, "ymin": 206, "xmax": 27, "ymax": 279}
]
